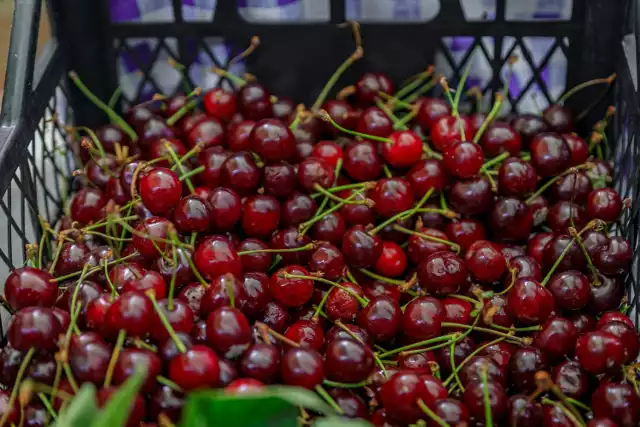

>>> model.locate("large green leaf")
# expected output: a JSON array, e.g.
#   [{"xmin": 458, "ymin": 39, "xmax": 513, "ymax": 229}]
[
  {"xmin": 51, "ymin": 383, "xmax": 98, "ymax": 427},
  {"xmin": 269, "ymin": 386, "xmax": 337, "ymax": 416},
  {"xmin": 90, "ymin": 367, "xmax": 147, "ymax": 427}
]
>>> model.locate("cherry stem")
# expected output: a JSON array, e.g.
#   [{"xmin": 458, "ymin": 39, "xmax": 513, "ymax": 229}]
[
  {"xmin": 453, "ymin": 63, "xmax": 472, "ymax": 118},
  {"xmin": 571, "ymin": 230, "xmax": 601, "ymax": 286},
  {"xmin": 375, "ymin": 98, "xmax": 407, "ymax": 131},
  {"xmin": 542, "ymin": 398, "xmax": 584, "ymax": 427},
  {"xmin": 378, "ymin": 334, "xmax": 457, "ymax": 359},
  {"xmin": 73, "ymin": 126, "xmax": 107, "ymax": 158},
  {"xmin": 147, "ymin": 291, "xmax": 187, "ymax": 354},
  {"xmin": 103, "ymin": 258, "xmax": 119, "ymax": 298},
  {"xmin": 357, "ymin": 268, "xmax": 405, "ymax": 287},
  {"xmin": 450, "ymin": 293, "xmax": 482, "ymax": 309},
  {"xmin": 37, "ymin": 393, "xmax": 58, "ymax": 421},
  {"xmin": 442, "ymin": 337, "xmax": 505, "ymax": 388},
  {"xmin": 0, "ymin": 348, "xmax": 34, "ymax": 427},
  {"xmin": 157, "ymin": 375, "xmax": 183, "ymax": 393},
  {"xmin": 300, "ymin": 190, "xmax": 365, "ymax": 237},
  {"xmin": 491, "ymin": 324, "xmax": 541, "ymax": 333},
  {"xmin": 114, "ymin": 220, "xmax": 194, "ymax": 250},
  {"xmin": 311, "ymin": 47, "xmax": 363, "ymax": 112},
  {"xmin": 212, "ymin": 67, "xmax": 247, "ymax": 88},
  {"xmin": 314, "ymin": 385, "xmax": 344, "ymax": 415},
  {"xmin": 313, "ymin": 183, "xmax": 372, "ymax": 206},
  {"xmin": 414, "ymin": 208, "xmax": 458, "ymax": 219},
  {"xmin": 62, "ymin": 363, "xmax": 79, "ymax": 393},
  {"xmin": 223, "ymin": 275, "xmax": 235, "ymax": 309},
  {"xmin": 313, "ymin": 288, "xmax": 332, "ymax": 320},
  {"xmin": 390, "ymin": 66, "xmax": 434, "ymax": 107},
  {"xmin": 558, "ymin": 73, "xmax": 616, "ymax": 104},
  {"xmin": 310, "ymin": 182, "xmax": 371, "ymax": 198},
  {"xmin": 68, "ymin": 71, "xmax": 138, "ymax": 142},
  {"xmin": 399, "ymin": 340, "xmax": 453, "ymax": 356},
  {"xmin": 256, "ymin": 322, "xmax": 300, "ymax": 348},
  {"xmin": 479, "ymin": 363, "xmax": 494, "ymax": 427},
  {"xmin": 474, "ymin": 93, "xmax": 504, "ymax": 143},
  {"xmin": 322, "ymin": 379, "xmax": 369, "ymax": 389},
  {"xmin": 378, "ymin": 91, "xmax": 414, "ymax": 110},
  {"xmin": 391, "ymin": 224, "xmax": 460, "ymax": 253},
  {"xmin": 369, "ymin": 188, "xmax": 434, "ymax": 235},
  {"xmin": 104, "ymin": 329, "xmax": 126, "ymax": 388},
  {"xmin": 417, "ymin": 399, "xmax": 450, "ymax": 427},
  {"xmin": 164, "ymin": 141, "xmax": 195, "ymax": 193},
  {"xmin": 449, "ymin": 337, "xmax": 465, "ymax": 393},
  {"xmin": 441, "ymin": 322, "xmax": 530, "ymax": 344},
  {"xmin": 565, "ymin": 397, "xmax": 591, "ymax": 413},
  {"xmin": 541, "ymin": 221, "xmax": 599, "ymax": 286},
  {"xmin": 496, "ymin": 268, "xmax": 518, "ymax": 296},
  {"xmin": 282, "ymin": 273, "xmax": 369, "ymax": 307},
  {"xmin": 179, "ymin": 165, "xmax": 205, "ymax": 183},
  {"xmin": 317, "ymin": 110, "xmax": 391, "ymax": 143},
  {"xmin": 402, "ymin": 76, "xmax": 440, "ymax": 105},
  {"xmin": 238, "ymin": 243, "xmax": 315, "ymax": 256},
  {"xmin": 166, "ymin": 89, "xmax": 202, "ymax": 126},
  {"xmin": 108, "ymin": 87, "xmax": 122, "ymax": 110},
  {"xmin": 525, "ymin": 163, "xmax": 593, "ymax": 205},
  {"xmin": 314, "ymin": 158, "xmax": 343, "ymax": 219},
  {"xmin": 395, "ymin": 108, "xmax": 418, "ymax": 130}
]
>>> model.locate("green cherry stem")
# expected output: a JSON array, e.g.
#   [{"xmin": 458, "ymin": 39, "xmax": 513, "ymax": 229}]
[
  {"xmin": 441, "ymin": 323, "xmax": 530, "ymax": 344},
  {"xmin": 375, "ymin": 98, "xmax": 408, "ymax": 131},
  {"xmin": 104, "ymin": 329, "xmax": 127, "ymax": 388},
  {"xmin": 212, "ymin": 67, "xmax": 248, "ymax": 88},
  {"xmin": 480, "ymin": 363, "xmax": 494, "ymax": 427},
  {"xmin": 378, "ymin": 90, "xmax": 413, "ymax": 110},
  {"xmin": 310, "ymin": 182, "xmax": 371, "ymax": 198},
  {"xmin": 570, "ymin": 227, "xmax": 601, "ymax": 286},
  {"xmin": 0, "ymin": 348, "xmax": 35, "ymax": 427},
  {"xmin": 558, "ymin": 73, "xmax": 616, "ymax": 104},
  {"xmin": 179, "ymin": 165, "xmax": 205, "ymax": 182},
  {"xmin": 357, "ymin": 269, "xmax": 406, "ymax": 286},
  {"xmin": 417, "ymin": 399, "xmax": 451, "ymax": 427},
  {"xmin": 378, "ymin": 334, "xmax": 457, "ymax": 359},
  {"xmin": 281, "ymin": 273, "xmax": 368, "ymax": 307},
  {"xmin": 394, "ymin": 107, "xmax": 419, "ymax": 130},
  {"xmin": 449, "ymin": 338, "xmax": 465, "ymax": 393},
  {"xmin": 299, "ymin": 189, "xmax": 365, "ymax": 237},
  {"xmin": 147, "ymin": 291, "xmax": 186, "ymax": 354},
  {"xmin": 315, "ymin": 158, "xmax": 343, "ymax": 218},
  {"xmin": 441, "ymin": 336, "xmax": 505, "ymax": 388},
  {"xmin": 237, "ymin": 243, "xmax": 315, "ymax": 256},
  {"xmin": 525, "ymin": 163, "xmax": 594, "ymax": 205},
  {"xmin": 315, "ymin": 384, "xmax": 344, "ymax": 415},
  {"xmin": 68, "ymin": 71, "xmax": 137, "ymax": 142},
  {"xmin": 391, "ymin": 224, "xmax": 460, "ymax": 253},
  {"xmin": 391, "ymin": 66, "xmax": 434, "ymax": 105},
  {"xmin": 313, "ymin": 183, "xmax": 373, "ymax": 206},
  {"xmin": 398, "ymin": 340, "xmax": 454, "ymax": 356},
  {"xmin": 369, "ymin": 188, "xmax": 434, "ymax": 234},
  {"xmin": 317, "ymin": 110, "xmax": 392, "ymax": 144},
  {"xmin": 107, "ymin": 86, "xmax": 122, "ymax": 110},
  {"xmin": 73, "ymin": 126, "xmax": 107, "ymax": 158},
  {"xmin": 164, "ymin": 141, "xmax": 195, "ymax": 193},
  {"xmin": 166, "ymin": 88, "xmax": 202, "ymax": 126},
  {"xmin": 322, "ymin": 379, "xmax": 370, "ymax": 389},
  {"xmin": 402, "ymin": 76, "xmax": 440, "ymax": 105},
  {"xmin": 311, "ymin": 47, "xmax": 363, "ymax": 112},
  {"xmin": 481, "ymin": 151, "xmax": 510, "ymax": 172},
  {"xmin": 453, "ymin": 62, "xmax": 472, "ymax": 118}
]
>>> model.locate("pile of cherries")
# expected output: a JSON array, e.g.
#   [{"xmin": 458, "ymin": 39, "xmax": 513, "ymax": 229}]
[{"xmin": 0, "ymin": 46, "xmax": 636, "ymax": 427}]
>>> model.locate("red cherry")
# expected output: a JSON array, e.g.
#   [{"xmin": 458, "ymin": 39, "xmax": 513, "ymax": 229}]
[
  {"xmin": 401, "ymin": 296, "xmax": 444, "ymax": 340},
  {"xmin": 416, "ymin": 97, "xmax": 451, "ymax": 129},
  {"xmin": 238, "ymin": 82, "xmax": 273, "ymax": 120},
  {"xmin": 417, "ymin": 252, "xmax": 466, "ymax": 295},
  {"xmin": 343, "ymin": 141, "xmax": 382, "ymax": 181},
  {"xmin": 533, "ymin": 317, "xmax": 578, "ymax": 361},
  {"xmin": 271, "ymin": 265, "xmax": 314, "ymax": 307},
  {"xmin": 371, "ymin": 178, "xmax": 415, "ymax": 217},
  {"xmin": 356, "ymin": 107, "xmax": 393, "ymax": 139},
  {"xmin": 7, "ymin": 307, "xmax": 62, "ymax": 351},
  {"xmin": 193, "ymin": 236, "xmax": 242, "ymax": 280},
  {"xmin": 297, "ymin": 157, "xmax": 335, "ymax": 192},
  {"xmin": 280, "ymin": 347, "xmax": 324, "ymax": 389},
  {"xmin": 448, "ymin": 176, "xmax": 493, "ymax": 216},
  {"xmin": 355, "ymin": 72, "xmax": 393, "ymax": 104},
  {"xmin": 324, "ymin": 339, "xmax": 374, "ymax": 383},
  {"xmin": 284, "ymin": 320, "xmax": 325, "ymax": 351},
  {"xmin": 203, "ymin": 87, "xmax": 236, "ymax": 121},
  {"xmin": 105, "ymin": 291, "xmax": 153, "ymax": 337},
  {"xmin": 375, "ymin": 241, "xmax": 408, "ymax": 277},
  {"xmin": 498, "ymin": 157, "xmax": 537, "ymax": 197},
  {"xmin": 586, "ymin": 188, "xmax": 622, "ymax": 222},
  {"xmin": 249, "ymin": 118, "xmax": 296, "ymax": 162},
  {"xmin": 169, "ymin": 345, "xmax": 220, "ymax": 391},
  {"xmin": 70, "ymin": 188, "xmax": 107, "ymax": 224},
  {"xmin": 113, "ymin": 348, "xmax": 162, "ymax": 393},
  {"xmin": 4, "ymin": 267, "xmax": 57, "ymax": 310},
  {"xmin": 312, "ymin": 141, "xmax": 343, "ymax": 167},
  {"xmin": 219, "ymin": 151, "xmax": 261, "ymax": 194},
  {"xmin": 480, "ymin": 121, "xmax": 522, "ymax": 157},
  {"xmin": 511, "ymin": 113, "xmax": 548, "ymax": 146},
  {"xmin": 591, "ymin": 382, "xmax": 640, "ymax": 427},
  {"xmin": 443, "ymin": 141, "xmax": 484, "ymax": 178},
  {"xmin": 206, "ymin": 307, "xmax": 251, "ymax": 358},
  {"xmin": 506, "ymin": 278, "xmax": 554, "ymax": 325},
  {"xmin": 489, "ymin": 197, "xmax": 533, "ymax": 242},
  {"xmin": 407, "ymin": 159, "xmax": 449, "ymax": 196},
  {"xmin": 197, "ymin": 146, "xmax": 230, "ymax": 188},
  {"xmin": 381, "ymin": 131, "xmax": 423, "ymax": 168},
  {"xmin": 122, "ymin": 269, "xmax": 167, "ymax": 300},
  {"xmin": 465, "ymin": 240, "xmax": 506, "ymax": 283},
  {"xmin": 325, "ymin": 282, "xmax": 364, "ymax": 323},
  {"xmin": 132, "ymin": 216, "xmax": 175, "ymax": 259},
  {"xmin": 341, "ymin": 225, "xmax": 382, "ymax": 268},
  {"xmin": 240, "ymin": 343, "xmax": 281, "ymax": 384},
  {"xmin": 530, "ymin": 133, "xmax": 571, "ymax": 177},
  {"xmin": 547, "ymin": 270, "xmax": 591, "ymax": 311},
  {"xmin": 227, "ymin": 120, "xmax": 255, "ymax": 152},
  {"xmin": 575, "ymin": 331, "xmax": 625, "ymax": 374},
  {"xmin": 431, "ymin": 115, "xmax": 472, "ymax": 151},
  {"xmin": 138, "ymin": 167, "xmax": 182, "ymax": 215},
  {"xmin": 242, "ymin": 195, "xmax": 281, "ymax": 238},
  {"xmin": 597, "ymin": 321, "xmax": 640, "ymax": 363},
  {"xmin": 445, "ymin": 219, "xmax": 487, "ymax": 251},
  {"xmin": 563, "ymin": 133, "xmax": 589, "ymax": 166}
]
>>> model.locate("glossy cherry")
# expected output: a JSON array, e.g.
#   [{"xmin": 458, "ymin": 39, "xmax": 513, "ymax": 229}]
[
  {"xmin": 343, "ymin": 141, "xmax": 382, "ymax": 181},
  {"xmin": 7, "ymin": 307, "xmax": 62, "ymax": 351},
  {"xmin": 357, "ymin": 295, "xmax": 402, "ymax": 342},
  {"xmin": 443, "ymin": 140, "xmax": 484, "ymax": 178},
  {"xmin": 271, "ymin": 265, "xmax": 314, "ymax": 307},
  {"xmin": 206, "ymin": 307, "xmax": 252, "ymax": 359},
  {"xmin": 575, "ymin": 331, "xmax": 625, "ymax": 374},
  {"xmin": 547, "ymin": 270, "xmax": 591, "ymax": 311},
  {"xmin": 417, "ymin": 251, "xmax": 466, "ymax": 295},
  {"xmin": 498, "ymin": 157, "xmax": 537, "ymax": 197},
  {"xmin": 530, "ymin": 132, "xmax": 571, "ymax": 177},
  {"xmin": 219, "ymin": 151, "xmax": 261, "ymax": 194},
  {"xmin": 465, "ymin": 240, "xmax": 506, "ymax": 283},
  {"xmin": 381, "ymin": 131, "xmax": 423, "ymax": 168},
  {"xmin": 324, "ymin": 338, "xmax": 374, "ymax": 383},
  {"xmin": 193, "ymin": 236, "xmax": 242, "ymax": 280},
  {"xmin": 591, "ymin": 382, "xmax": 640, "ymax": 427},
  {"xmin": 401, "ymin": 296, "xmax": 444, "ymax": 340},
  {"xmin": 506, "ymin": 278, "xmax": 554, "ymax": 325},
  {"xmin": 4, "ymin": 267, "xmax": 57, "ymax": 310},
  {"xmin": 169, "ymin": 344, "xmax": 220, "ymax": 391}
]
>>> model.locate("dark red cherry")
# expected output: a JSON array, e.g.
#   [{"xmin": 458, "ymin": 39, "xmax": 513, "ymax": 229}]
[
  {"xmin": 69, "ymin": 334, "xmax": 112, "ymax": 384},
  {"xmin": 568, "ymin": 312, "xmax": 597, "ymax": 335},
  {"xmin": 220, "ymin": 151, "xmax": 261, "ymax": 194},
  {"xmin": 297, "ymin": 157, "xmax": 335, "ymax": 192},
  {"xmin": 507, "ymin": 347, "xmax": 548, "ymax": 393},
  {"xmin": 479, "ymin": 341, "xmax": 516, "ymax": 372},
  {"xmin": 239, "ymin": 343, "xmax": 280, "ymax": 384},
  {"xmin": 432, "ymin": 398, "xmax": 471, "ymax": 427},
  {"xmin": 249, "ymin": 118, "xmax": 296, "ymax": 162},
  {"xmin": 448, "ymin": 176, "xmax": 493, "ymax": 216},
  {"xmin": 533, "ymin": 317, "xmax": 578, "ymax": 360},
  {"xmin": 237, "ymin": 239, "xmax": 271, "ymax": 273},
  {"xmin": 341, "ymin": 225, "xmax": 382, "ymax": 268},
  {"xmin": 197, "ymin": 146, "xmax": 230, "ymax": 188},
  {"xmin": 206, "ymin": 187, "xmax": 242, "ymax": 232},
  {"xmin": 326, "ymin": 323, "xmax": 372, "ymax": 347},
  {"xmin": 381, "ymin": 130, "xmax": 423, "ymax": 168},
  {"xmin": 54, "ymin": 242, "xmax": 90, "ymax": 277},
  {"xmin": 597, "ymin": 321, "xmax": 640, "ymax": 363},
  {"xmin": 193, "ymin": 236, "xmax": 241, "ymax": 280},
  {"xmin": 271, "ymin": 265, "xmax": 314, "ymax": 307},
  {"xmin": 398, "ymin": 350, "xmax": 438, "ymax": 373},
  {"xmin": 357, "ymin": 296, "xmax": 402, "ymax": 342},
  {"xmin": 511, "ymin": 113, "xmax": 548, "ymax": 146},
  {"xmin": 416, "ymin": 97, "xmax": 451, "ymax": 129},
  {"xmin": 597, "ymin": 311, "xmax": 634, "ymax": 329},
  {"xmin": 7, "ymin": 307, "xmax": 62, "ymax": 351},
  {"xmin": 242, "ymin": 195, "xmax": 280, "ymax": 238},
  {"xmin": 551, "ymin": 172, "xmax": 593, "ymax": 203},
  {"xmin": 529, "ymin": 194, "xmax": 549, "ymax": 226},
  {"xmin": 547, "ymin": 270, "xmax": 591, "ymax": 311},
  {"xmin": 417, "ymin": 252, "xmax": 466, "ymax": 295},
  {"xmin": 154, "ymin": 246, "xmax": 194, "ymax": 285},
  {"xmin": 172, "ymin": 195, "xmax": 211, "ymax": 233},
  {"xmin": 356, "ymin": 106, "xmax": 393, "ymax": 139},
  {"xmin": 238, "ymin": 82, "xmax": 272, "ymax": 120},
  {"xmin": 149, "ymin": 385, "xmax": 185, "ymax": 424},
  {"xmin": 489, "ymin": 197, "xmax": 533, "ymax": 242},
  {"xmin": 431, "ymin": 115, "xmax": 472, "ymax": 151},
  {"xmin": 563, "ymin": 133, "xmax": 589, "ymax": 166},
  {"xmin": 440, "ymin": 297, "xmax": 473, "ymax": 332},
  {"xmin": 106, "ymin": 176, "xmax": 130, "ymax": 205},
  {"xmin": 465, "ymin": 240, "xmax": 506, "ymax": 283},
  {"xmin": 463, "ymin": 379, "xmax": 507, "ymax": 423},
  {"xmin": 380, "ymin": 372, "xmax": 448, "ymax": 424},
  {"xmin": 527, "ymin": 232, "xmax": 553, "ymax": 265},
  {"xmin": 498, "ymin": 157, "xmax": 537, "ymax": 197},
  {"xmin": 236, "ymin": 272, "xmax": 271, "ymax": 318},
  {"xmin": 542, "ymin": 234, "xmax": 586, "ymax": 273},
  {"xmin": 227, "ymin": 120, "xmax": 255, "ymax": 151},
  {"xmin": 259, "ymin": 301, "xmax": 290, "ymax": 333},
  {"xmin": 262, "ymin": 161, "xmax": 296, "ymax": 198},
  {"xmin": 281, "ymin": 192, "xmax": 316, "ymax": 227},
  {"xmin": 460, "ymin": 356, "xmax": 506, "ymax": 387},
  {"xmin": 169, "ymin": 344, "xmax": 220, "ymax": 391},
  {"xmin": 371, "ymin": 178, "xmax": 415, "ymax": 218},
  {"xmin": 582, "ymin": 229, "xmax": 609, "ymax": 257},
  {"xmin": 328, "ymin": 388, "xmax": 368, "ymax": 419},
  {"xmin": 285, "ymin": 320, "xmax": 325, "ymax": 351},
  {"xmin": 311, "ymin": 212, "xmax": 346, "ymax": 245},
  {"xmin": 401, "ymin": 296, "xmax": 444, "ymax": 340},
  {"xmin": 481, "ymin": 121, "xmax": 522, "ymax": 157},
  {"xmin": 443, "ymin": 140, "xmax": 484, "ymax": 178},
  {"xmin": 339, "ymin": 189, "xmax": 376, "ymax": 226},
  {"xmin": 113, "ymin": 348, "xmax": 161, "ymax": 393},
  {"xmin": 592, "ymin": 382, "xmax": 640, "ymax": 427},
  {"xmin": 551, "ymin": 360, "xmax": 589, "ymax": 400},
  {"xmin": 206, "ymin": 307, "xmax": 251, "ymax": 359},
  {"xmin": 200, "ymin": 273, "xmax": 245, "ymax": 316},
  {"xmin": 355, "ymin": 72, "xmax": 393, "ymax": 104},
  {"xmin": 506, "ymin": 278, "xmax": 554, "ymax": 325},
  {"xmin": 85, "ymin": 156, "xmax": 118, "ymax": 189},
  {"xmin": 138, "ymin": 167, "xmax": 182, "ymax": 215},
  {"xmin": 505, "ymin": 394, "xmax": 544, "ymax": 427},
  {"xmin": 105, "ymin": 291, "xmax": 152, "ymax": 337},
  {"xmin": 505, "ymin": 255, "xmax": 542, "ymax": 284},
  {"xmin": 343, "ymin": 141, "xmax": 382, "ymax": 181},
  {"xmin": 543, "ymin": 104, "xmax": 574, "ymax": 133},
  {"xmin": 530, "ymin": 132, "xmax": 571, "ymax": 177},
  {"xmin": 147, "ymin": 137, "xmax": 186, "ymax": 167},
  {"xmin": 280, "ymin": 347, "xmax": 324, "ymax": 389},
  {"xmin": 311, "ymin": 141, "xmax": 344, "ymax": 168},
  {"xmin": 586, "ymin": 419, "xmax": 619, "ymax": 427},
  {"xmin": 151, "ymin": 298, "xmax": 194, "ymax": 342},
  {"xmin": 547, "ymin": 201, "xmax": 587, "ymax": 233},
  {"xmin": 122, "ymin": 269, "xmax": 166, "ymax": 300},
  {"xmin": 407, "ymin": 159, "xmax": 449, "ymax": 196},
  {"xmin": 325, "ymin": 282, "xmax": 364, "ymax": 323},
  {"xmin": 445, "ymin": 219, "xmax": 487, "ymax": 251},
  {"xmin": 270, "ymin": 227, "xmax": 311, "ymax": 266},
  {"xmin": 322, "ymin": 100, "xmax": 358, "ymax": 133},
  {"xmin": 306, "ymin": 243, "xmax": 345, "ymax": 281},
  {"xmin": 407, "ymin": 228, "xmax": 451, "ymax": 265},
  {"xmin": 70, "ymin": 187, "xmax": 107, "ymax": 225},
  {"xmin": 575, "ymin": 331, "xmax": 625, "ymax": 374},
  {"xmin": 587, "ymin": 188, "xmax": 622, "ymax": 222},
  {"xmin": 587, "ymin": 274, "xmax": 624, "ymax": 314},
  {"xmin": 324, "ymin": 339, "xmax": 374, "ymax": 383},
  {"xmin": 4, "ymin": 267, "xmax": 57, "ymax": 310}
]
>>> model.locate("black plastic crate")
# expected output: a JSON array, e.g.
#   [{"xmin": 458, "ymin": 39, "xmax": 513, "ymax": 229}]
[{"xmin": 0, "ymin": 0, "xmax": 638, "ymax": 334}]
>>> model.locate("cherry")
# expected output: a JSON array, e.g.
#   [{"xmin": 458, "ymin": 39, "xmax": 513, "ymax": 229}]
[
  {"xmin": 238, "ymin": 82, "xmax": 273, "ymax": 120},
  {"xmin": 443, "ymin": 140, "xmax": 484, "ymax": 178},
  {"xmin": 227, "ymin": 120, "xmax": 255, "ymax": 152},
  {"xmin": 271, "ymin": 265, "xmax": 314, "ymax": 307},
  {"xmin": 481, "ymin": 122, "xmax": 523, "ymax": 157},
  {"xmin": 416, "ymin": 97, "xmax": 451, "ymax": 129},
  {"xmin": 220, "ymin": 151, "xmax": 261, "ymax": 194},
  {"xmin": 417, "ymin": 251, "xmax": 466, "ymax": 295},
  {"xmin": 280, "ymin": 347, "xmax": 324, "ymax": 389},
  {"xmin": 356, "ymin": 107, "xmax": 393, "ymax": 139},
  {"xmin": 105, "ymin": 291, "xmax": 153, "ymax": 337},
  {"xmin": 371, "ymin": 178, "xmax": 417, "ymax": 218},
  {"xmin": 225, "ymin": 378, "xmax": 265, "ymax": 394},
  {"xmin": 113, "ymin": 348, "xmax": 161, "ymax": 392},
  {"xmin": 460, "ymin": 356, "xmax": 506, "ymax": 387},
  {"xmin": 140, "ymin": 116, "xmax": 174, "ymax": 146},
  {"xmin": 235, "ymin": 272, "xmax": 271, "ymax": 318},
  {"xmin": 194, "ymin": 236, "xmax": 242, "ymax": 280},
  {"xmin": 242, "ymin": 195, "xmax": 281, "ymax": 238},
  {"xmin": 529, "ymin": 194, "xmax": 550, "ymax": 226},
  {"xmin": 343, "ymin": 141, "xmax": 383, "ymax": 181},
  {"xmin": 236, "ymin": 239, "xmax": 271, "ymax": 274},
  {"xmin": 533, "ymin": 317, "xmax": 578, "ymax": 361},
  {"xmin": 206, "ymin": 306, "xmax": 252, "ymax": 359},
  {"xmin": 86, "ymin": 156, "xmax": 118, "ymax": 189},
  {"xmin": 440, "ymin": 298, "xmax": 474, "ymax": 331},
  {"xmin": 326, "ymin": 323, "xmax": 372, "ymax": 347},
  {"xmin": 138, "ymin": 167, "xmax": 182, "ymax": 215},
  {"xmin": 547, "ymin": 270, "xmax": 591, "ymax": 311},
  {"xmin": 582, "ymin": 229, "xmax": 609, "ymax": 257},
  {"xmin": 357, "ymin": 295, "xmax": 402, "ymax": 342},
  {"xmin": 173, "ymin": 195, "xmax": 211, "ymax": 233},
  {"xmin": 510, "ymin": 113, "xmax": 548, "ymax": 146},
  {"xmin": 249, "ymin": 118, "xmax": 296, "ymax": 162},
  {"xmin": 479, "ymin": 341, "xmax": 516, "ymax": 371},
  {"xmin": 362, "ymin": 280, "xmax": 402, "ymax": 303},
  {"xmin": 323, "ymin": 281, "xmax": 363, "ymax": 323},
  {"xmin": 551, "ymin": 172, "xmax": 593, "ymax": 203},
  {"xmin": 239, "ymin": 343, "xmax": 280, "ymax": 384},
  {"xmin": 407, "ymin": 159, "xmax": 449, "ymax": 196},
  {"xmin": 70, "ymin": 187, "xmax": 107, "ymax": 224},
  {"xmin": 506, "ymin": 278, "xmax": 554, "ymax": 325},
  {"xmin": 122, "ymin": 269, "xmax": 166, "ymax": 300},
  {"xmin": 281, "ymin": 193, "xmax": 316, "ymax": 227},
  {"xmin": 149, "ymin": 386, "xmax": 185, "ymax": 424},
  {"xmin": 568, "ymin": 312, "xmax": 597, "ymax": 335},
  {"xmin": 147, "ymin": 137, "xmax": 187, "ymax": 167},
  {"xmin": 448, "ymin": 176, "xmax": 493, "ymax": 216},
  {"xmin": 587, "ymin": 273, "xmax": 624, "ymax": 314},
  {"xmin": 132, "ymin": 216, "xmax": 175, "ymax": 258},
  {"xmin": 340, "ymin": 190, "xmax": 376, "ymax": 226},
  {"xmin": 530, "ymin": 133, "xmax": 571, "ymax": 177},
  {"xmin": 431, "ymin": 115, "xmax": 472, "ymax": 151},
  {"xmin": 310, "ymin": 212, "xmax": 346, "ymax": 245},
  {"xmin": 259, "ymin": 301, "xmax": 290, "ymax": 333},
  {"xmin": 311, "ymin": 141, "xmax": 344, "ymax": 167},
  {"xmin": 342, "ymin": 226, "xmax": 383, "ymax": 268},
  {"xmin": 462, "ymin": 379, "xmax": 507, "ymax": 423},
  {"xmin": 598, "ymin": 321, "xmax": 640, "ymax": 363},
  {"xmin": 54, "ymin": 242, "xmax": 91, "ymax": 277},
  {"xmin": 381, "ymin": 131, "xmax": 423, "ymax": 168},
  {"xmin": 401, "ymin": 296, "xmax": 444, "ymax": 340},
  {"xmin": 106, "ymin": 175, "xmax": 130, "ymax": 205},
  {"xmin": 378, "ymin": 372, "xmax": 441, "ymax": 424},
  {"xmin": 552, "ymin": 360, "xmax": 589, "ymax": 400},
  {"xmin": 587, "ymin": 419, "xmax": 620, "ymax": 427},
  {"xmin": 26, "ymin": 353, "xmax": 56, "ymax": 386},
  {"xmin": 7, "ymin": 307, "xmax": 62, "ymax": 351},
  {"xmin": 489, "ymin": 197, "xmax": 533, "ymax": 242},
  {"xmin": 160, "ymin": 332, "xmax": 193, "ymax": 362},
  {"xmin": 329, "ymin": 388, "xmax": 368, "ymax": 418},
  {"xmin": 498, "ymin": 157, "xmax": 537, "ymax": 197},
  {"xmin": 69, "ymin": 333, "xmax": 112, "ymax": 384},
  {"xmin": 406, "ymin": 228, "xmax": 450, "ymax": 264},
  {"xmin": 398, "ymin": 350, "xmax": 438, "ymax": 373},
  {"xmin": 322, "ymin": 100, "xmax": 358, "ymax": 134},
  {"xmin": 432, "ymin": 398, "xmax": 471, "ymax": 427},
  {"xmin": 445, "ymin": 219, "xmax": 487, "ymax": 251},
  {"xmin": 479, "ymin": 294, "xmax": 513, "ymax": 333},
  {"xmin": 283, "ymin": 319, "xmax": 323, "ymax": 350},
  {"xmin": 547, "ymin": 201, "xmax": 587, "ymax": 233},
  {"xmin": 324, "ymin": 338, "xmax": 373, "ymax": 383},
  {"xmin": 575, "ymin": 331, "xmax": 625, "ymax": 374},
  {"xmin": 198, "ymin": 146, "xmax": 230, "ymax": 188},
  {"xmin": 375, "ymin": 241, "xmax": 407, "ymax": 277},
  {"xmin": 465, "ymin": 240, "xmax": 506, "ymax": 283},
  {"xmin": 355, "ymin": 72, "xmax": 393, "ymax": 104},
  {"xmin": 587, "ymin": 188, "xmax": 622, "ymax": 222},
  {"xmin": 597, "ymin": 311, "xmax": 634, "ymax": 329},
  {"xmin": 297, "ymin": 158, "xmax": 335, "ymax": 193},
  {"xmin": 506, "ymin": 255, "xmax": 542, "ymax": 284},
  {"xmin": 592, "ymin": 382, "xmax": 640, "ymax": 427},
  {"xmin": 86, "ymin": 293, "xmax": 116, "ymax": 335},
  {"xmin": 4, "ymin": 267, "xmax": 57, "ymax": 310},
  {"xmin": 169, "ymin": 344, "xmax": 220, "ymax": 390},
  {"xmin": 507, "ymin": 347, "xmax": 548, "ymax": 394},
  {"xmin": 154, "ymin": 246, "xmax": 194, "ymax": 285},
  {"xmin": 203, "ymin": 87, "xmax": 236, "ymax": 121},
  {"xmin": 260, "ymin": 162, "xmax": 296, "ymax": 199},
  {"xmin": 542, "ymin": 234, "xmax": 586, "ymax": 273},
  {"xmin": 306, "ymin": 243, "xmax": 344, "ymax": 281},
  {"xmin": 152, "ymin": 299, "xmax": 195, "ymax": 342}
]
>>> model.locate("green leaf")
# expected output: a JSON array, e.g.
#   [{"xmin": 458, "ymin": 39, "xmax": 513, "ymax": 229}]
[
  {"xmin": 181, "ymin": 391, "xmax": 299, "ymax": 427},
  {"xmin": 313, "ymin": 418, "xmax": 373, "ymax": 427},
  {"xmin": 269, "ymin": 386, "xmax": 337, "ymax": 415},
  {"xmin": 90, "ymin": 367, "xmax": 147, "ymax": 427},
  {"xmin": 51, "ymin": 383, "xmax": 98, "ymax": 427}
]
